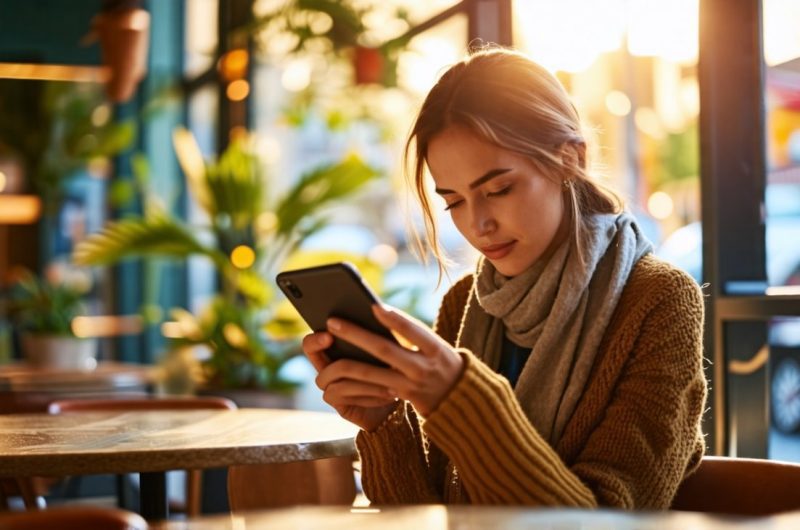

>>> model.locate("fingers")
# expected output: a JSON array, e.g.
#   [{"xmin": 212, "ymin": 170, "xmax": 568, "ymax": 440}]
[
  {"xmin": 326, "ymin": 316, "xmax": 426, "ymax": 377},
  {"xmin": 323, "ymin": 379, "xmax": 395, "ymax": 403},
  {"xmin": 315, "ymin": 359, "xmax": 407, "ymax": 393},
  {"xmin": 302, "ymin": 332, "xmax": 333, "ymax": 372},
  {"xmin": 318, "ymin": 372, "xmax": 397, "ymax": 411},
  {"xmin": 371, "ymin": 304, "xmax": 449, "ymax": 358}
]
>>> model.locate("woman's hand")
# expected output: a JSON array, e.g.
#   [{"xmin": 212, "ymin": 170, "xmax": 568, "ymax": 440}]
[
  {"xmin": 302, "ymin": 330, "xmax": 399, "ymax": 431},
  {"xmin": 321, "ymin": 304, "xmax": 464, "ymax": 418}
]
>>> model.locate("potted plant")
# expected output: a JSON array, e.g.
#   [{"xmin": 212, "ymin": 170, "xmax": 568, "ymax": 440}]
[
  {"xmin": 73, "ymin": 129, "xmax": 380, "ymax": 403},
  {"xmin": 4, "ymin": 264, "xmax": 96, "ymax": 370}
]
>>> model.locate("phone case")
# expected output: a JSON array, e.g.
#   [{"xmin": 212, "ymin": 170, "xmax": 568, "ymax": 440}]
[{"xmin": 276, "ymin": 262, "xmax": 394, "ymax": 367}]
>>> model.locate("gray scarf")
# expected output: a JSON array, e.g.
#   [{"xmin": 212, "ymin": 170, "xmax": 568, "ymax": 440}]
[{"xmin": 455, "ymin": 212, "xmax": 652, "ymax": 444}]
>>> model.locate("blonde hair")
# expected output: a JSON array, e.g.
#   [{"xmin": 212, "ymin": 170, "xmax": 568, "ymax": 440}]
[{"xmin": 405, "ymin": 47, "xmax": 623, "ymax": 273}]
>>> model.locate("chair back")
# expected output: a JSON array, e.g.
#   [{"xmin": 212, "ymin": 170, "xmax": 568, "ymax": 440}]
[
  {"xmin": 671, "ymin": 456, "xmax": 800, "ymax": 515},
  {"xmin": 228, "ymin": 456, "xmax": 357, "ymax": 510},
  {"xmin": 0, "ymin": 506, "xmax": 147, "ymax": 530},
  {"xmin": 47, "ymin": 396, "xmax": 236, "ymax": 414}
]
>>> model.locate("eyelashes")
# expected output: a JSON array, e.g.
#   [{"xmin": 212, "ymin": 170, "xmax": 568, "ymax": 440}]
[
  {"xmin": 444, "ymin": 186, "xmax": 513, "ymax": 211},
  {"xmin": 487, "ymin": 186, "xmax": 512, "ymax": 198}
]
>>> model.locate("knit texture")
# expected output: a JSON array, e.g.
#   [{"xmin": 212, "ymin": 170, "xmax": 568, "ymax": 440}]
[{"xmin": 356, "ymin": 254, "xmax": 707, "ymax": 509}]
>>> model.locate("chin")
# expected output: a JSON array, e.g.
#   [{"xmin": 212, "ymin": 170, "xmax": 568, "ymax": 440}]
[
  {"xmin": 490, "ymin": 260, "xmax": 525, "ymax": 278},
  {"xmin": 491, "ymin": 254, "xmax": 542, "ymax": 278}
]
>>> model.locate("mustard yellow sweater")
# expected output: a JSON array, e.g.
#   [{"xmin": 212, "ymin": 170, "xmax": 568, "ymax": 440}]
[{"xmin": 356, "ymin": 254, "xmax": 707, "ymax": 509}]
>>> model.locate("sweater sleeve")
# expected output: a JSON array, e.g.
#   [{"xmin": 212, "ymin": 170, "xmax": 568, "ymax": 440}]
[
  {"xmin": 420, "ymin": 271, "xmax": 707, "ymax": 508},
  {"xmin": 355, "ymin": 275, "xmax": 474, "ymax": 504},
  {"xmin": 356, "ymin": 401, "xmax": 443, "ymax": 503}
]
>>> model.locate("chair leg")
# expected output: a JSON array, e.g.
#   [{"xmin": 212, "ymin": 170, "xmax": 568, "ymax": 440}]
[
  {"xmin": 15, "ymin": 478, "xmax": 41, "ymax": 510},
  {"xmin": 186, "ymin": 470, "xmax": 202, "ymax": 517},
  {"xmin": 116, "ymin": 474, "xmax": 128, "ymax": 508}
]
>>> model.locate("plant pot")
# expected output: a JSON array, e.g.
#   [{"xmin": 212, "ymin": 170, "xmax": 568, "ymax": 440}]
[
  {"xmin": 20, "ymin": 334, "xmax": 98, "ymax": 370},
  {"xmin": 94, "ymin": 7, "xmax": 151, "ymax": 102}
]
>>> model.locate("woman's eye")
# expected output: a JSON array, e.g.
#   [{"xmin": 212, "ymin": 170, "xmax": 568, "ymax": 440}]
[
  {"xmin": 487, "ymin": 186, "xmax": 512, "ymax": 198},
  {"xmin": 444, "ymin": 200, "xmax": 463, "ymax": 211}
]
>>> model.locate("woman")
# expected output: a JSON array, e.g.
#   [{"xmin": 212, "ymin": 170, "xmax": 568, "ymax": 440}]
[{"xmin": 303, "ymin": 47, "xmax": 706, "ymax": 509}]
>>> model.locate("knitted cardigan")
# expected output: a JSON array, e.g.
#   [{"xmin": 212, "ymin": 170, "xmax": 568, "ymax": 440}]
[{"xmin": 356, "ymin": 254, "xmax": 707, "ymax": 509}]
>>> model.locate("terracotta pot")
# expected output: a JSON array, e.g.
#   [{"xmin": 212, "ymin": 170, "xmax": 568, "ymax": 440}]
[
  {"xmin": 20, "ymin": 334, "xmax": 98, "ymax": 370},
  {"xmin": 93, "ymin": 7, "xmax": 151, "ymax": 103},
  {"xmin": 354, "ymin": 46, "xmax": 384, "ymax": 85}
]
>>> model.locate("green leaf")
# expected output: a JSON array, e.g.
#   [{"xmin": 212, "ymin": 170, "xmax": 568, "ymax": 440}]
[
  {"xmin": 73, "ymin": 215, "xmax": 225, "ymax": 268},
  {"xmin": 205, "ymin": 141, "xmax": 263, "ymax": 230},
  {"xmin": 274, "ymin": 154, "xmax": 379, "ymax": 238},
  {"xmin": 235, "ymin": 270, "xmax": 274, "ymax": 307}
]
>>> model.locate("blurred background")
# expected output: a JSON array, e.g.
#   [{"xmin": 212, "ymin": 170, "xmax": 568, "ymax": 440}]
[{"xmin": 0, "ymin": 0, "xmax": 799, "ymax": 470}]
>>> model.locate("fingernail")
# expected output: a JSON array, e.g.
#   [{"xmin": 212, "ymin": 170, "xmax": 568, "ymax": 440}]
[
  {"xmin": 327, "ymin": 318, "xmax": 341, "ymax": 331},
  {"xmin": 318, "ymin": 334, "xmax": 331, "ymax": 346}
]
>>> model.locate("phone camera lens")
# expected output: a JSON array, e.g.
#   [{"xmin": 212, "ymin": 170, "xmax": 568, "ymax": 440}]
[{"xmin": 283, "ymin": 280, "xmax": 303, "ymax": 299}]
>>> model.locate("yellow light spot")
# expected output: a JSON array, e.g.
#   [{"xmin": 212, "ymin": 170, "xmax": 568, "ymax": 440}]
[
  {"xmin": 605, "ymin": 90, "xmax": 632, "ymax": 116},
  {"xmin": 219, "ymin": 49, "xmax": 249, "ymax": 81},
  {"xmin": 231, "ymin": 245, "xmax": 256, "ymax": 269},
  {"xmin": 0, "ymin": 171, "xmax": 6, "ymax": 192},
  {"xmin": 227, "ymin": 79, "xmax": 250, "ymax": 101},
  {"xmin": 648, "ymin": 191, "xmax": 674, "ymax": 220}
]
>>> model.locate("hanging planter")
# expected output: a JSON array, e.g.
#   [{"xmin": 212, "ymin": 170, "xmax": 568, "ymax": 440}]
[{"xmin": 92, "ymin": 7, "xmax": 151, "ymax": 103}]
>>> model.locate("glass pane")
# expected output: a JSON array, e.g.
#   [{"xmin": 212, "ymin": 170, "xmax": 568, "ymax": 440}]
[
  {"xmin": 514, "ymin": 0, "xmax": 702, "ymax": 283},
  {"xmin": 185, "ymin": 19, "xmax": 220, "ymax": 313},
  {"xmin": 184, "ymin": 0, "xmax": 219, "ymax": 77},
  {"xmin": 769, "ymin": 319, "xmax": 800, "ymax": 463},
  {"xmin": 763, "ymin": 0, "xmax": 800, "ymax": 289},
  {"xmin": 251, "ymin": 8, "xmax": 469, "ymax": 323}
]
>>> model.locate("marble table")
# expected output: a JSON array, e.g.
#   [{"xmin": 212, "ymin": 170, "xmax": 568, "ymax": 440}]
[
  {"xmin": 151, "ymin": 505, "xmax": 800, "ymax": 530},
  {"xmin": 0, "ymin": 362, "xmax": 155, "ymax": 413},
  {"xmin": 0, "ymin": 409, "xmax": 359, "ymax": 520}
]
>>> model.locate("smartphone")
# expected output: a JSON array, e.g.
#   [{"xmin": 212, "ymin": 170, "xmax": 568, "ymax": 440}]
[{"xmin": 276, "ymin": 262, "xmax": 395, "ymax": 367}]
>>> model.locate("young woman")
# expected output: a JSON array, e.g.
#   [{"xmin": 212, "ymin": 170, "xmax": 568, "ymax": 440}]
[{"xmin": 303, "ymin": 47, "xmax": 706, "ymax": 509}]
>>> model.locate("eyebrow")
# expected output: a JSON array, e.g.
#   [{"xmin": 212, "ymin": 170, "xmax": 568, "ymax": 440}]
[{"xmin": 434, "ymin": 168, "xmax": 512, "ymax": 195}]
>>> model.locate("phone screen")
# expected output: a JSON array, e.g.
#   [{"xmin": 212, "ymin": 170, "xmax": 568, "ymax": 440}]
[{"xmin": 276, "ymin": 262, "xmax": 394, "ymax": 367}]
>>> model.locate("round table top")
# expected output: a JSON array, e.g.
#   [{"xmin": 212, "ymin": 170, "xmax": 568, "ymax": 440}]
[
  {"xmin": 0, "ymin": 361, "xmax": 154, "ymax": 392},
  {"xmin": 0, "ymin": 408, "xmax": 358, "ymax": 477},
  {"xmin": 149, "ymin": 505, "xmax": 800, "ymax": 530}
]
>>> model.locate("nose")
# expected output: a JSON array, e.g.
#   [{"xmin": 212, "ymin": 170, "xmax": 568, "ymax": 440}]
[{"xmin": 470, "ymin": 201, "xmax": 497, "ymax": 237}]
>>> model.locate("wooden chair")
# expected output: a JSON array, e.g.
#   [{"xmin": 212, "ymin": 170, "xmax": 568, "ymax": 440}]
[
  {"xmin": 227, "ymin": 455, "xmax": 357, "ymax": 511},
  {"xmin": 671, "ymin": 456, "xmax": 800, "ymax": 515},
  {"xmin": 0, "ymin": 506, "xmax": 147, "ymax": 530},
  {"xmin": 47, "ymin": 396, "xmax": 236, "ymax": 516}
]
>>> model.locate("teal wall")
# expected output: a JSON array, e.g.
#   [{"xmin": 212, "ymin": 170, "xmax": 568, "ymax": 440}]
[{"xmin": 0, "ymin": 0, "xmax": 102, "ymax": 63}]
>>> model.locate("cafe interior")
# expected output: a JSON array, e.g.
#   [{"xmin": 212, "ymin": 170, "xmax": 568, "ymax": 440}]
[{"xmin": 1, "ymin": 0, "xmax": 800, "ymax": 528}]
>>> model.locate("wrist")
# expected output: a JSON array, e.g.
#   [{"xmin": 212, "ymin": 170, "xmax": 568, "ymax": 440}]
[{"xmin": 366, "ymin": 400, "xmax": 406, "ymax": 432}]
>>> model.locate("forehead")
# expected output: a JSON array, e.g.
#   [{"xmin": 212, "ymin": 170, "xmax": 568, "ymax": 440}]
[{"xmin": 427, "ymin": 127, "xmax": 513, "ymax": 186}]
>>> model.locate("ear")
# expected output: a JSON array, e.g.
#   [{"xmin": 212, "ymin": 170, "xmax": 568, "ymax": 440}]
[{"xmin": 560, "ymin": 142, "xmax": 585, "ymax": 172}]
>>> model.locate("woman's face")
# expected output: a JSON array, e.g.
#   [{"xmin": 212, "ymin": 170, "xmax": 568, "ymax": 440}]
[{"xmin": 427, "ymin": 126, "xmax": 567, "ymax": 277}]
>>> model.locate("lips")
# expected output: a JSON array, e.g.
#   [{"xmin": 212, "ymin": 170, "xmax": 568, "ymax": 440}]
[{"xmin": 480, "ymin": 241, "xmax": 517, "ymax": 260}]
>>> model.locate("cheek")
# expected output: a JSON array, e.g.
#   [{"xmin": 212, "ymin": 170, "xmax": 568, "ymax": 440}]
[{"xmin": 449, "ymin": 209, "xmax": 472, "ymax": 240}]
